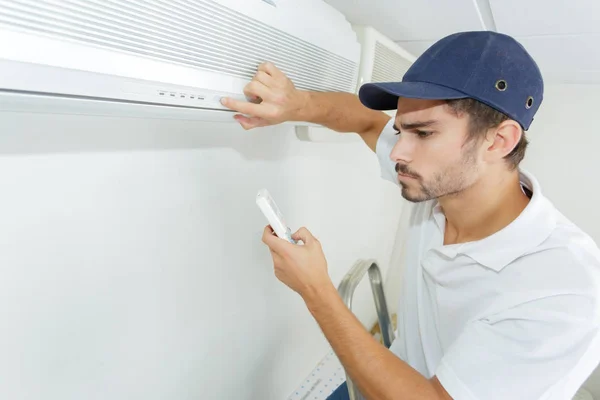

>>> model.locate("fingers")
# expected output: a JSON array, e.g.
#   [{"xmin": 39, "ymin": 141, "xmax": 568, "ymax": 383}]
[
  {"xmin": 262, "ymin": 225, "xmax": 318, "ymax": 247},
  {"xmin": 243, "ymin": 80, "xmax": 271, "ymax": 102},
  {"xmin": 262, "ymin": 225, "xmax": 295, "ymax": 253},
  {"xmin": 262, "ymin": 225, "xmax": 283, "ymax": 246},
  {"xmin": 258, "ymin": 62, "xmax": 285, "ymax": 80},
  {"xmin": 222, "ymin": 80, "xmax": 273, "ymax": 122},
  {"xmin": 254, "ymin": 70, "xmax": 274, "ymax": 87},
  {"xmin": 222, "ymin": 62, "xmax": 293, "ymax": 128},
  {"xmin": 292, "ymin": 227, "xmax": 317, "ymax": 245},
  {"xmin": 262, "ymin": 224, "xmax": 275, "ymax": 239},
  {"xmin": 233, "ymin": 115, "xmax": 269, "ymax": 130},
  {"xmin": 220, "ymin": 97, "xmax": 262, "ymax": 115}
]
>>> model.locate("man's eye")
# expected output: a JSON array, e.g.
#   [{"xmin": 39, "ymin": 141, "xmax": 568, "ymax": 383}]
[
  {"xmin": 416, "ymin": 130, "xmax": 433, "ymax": 138},
  {"xmin": 394, "ymin": 130, "xmax": 401, "ymax": 136}
]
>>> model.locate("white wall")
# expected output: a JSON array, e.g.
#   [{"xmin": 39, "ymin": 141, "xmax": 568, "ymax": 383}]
[
  {"xmin": 521, "ymin": 84, "xmax": 600, "ymax": 397},
  {"xmin": 523, "ymin": 84, "xmax": 600, "ymax": 244},
  {"xmin": 4, "ymin": 84, "xmax": 594, "ymax": 400},
  {"xmin": 0, "ymin": 109, "xmax": 403, "ymax": 400}
]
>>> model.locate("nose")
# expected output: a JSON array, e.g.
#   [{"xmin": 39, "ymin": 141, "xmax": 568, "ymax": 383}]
[{"xmin": 389, "ymin": 134, "xmax": 413, "ymax": 165}]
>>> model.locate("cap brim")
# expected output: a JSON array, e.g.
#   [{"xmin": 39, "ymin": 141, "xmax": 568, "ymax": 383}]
[{"xmin": 358, "ymin": 81, "xmax": 469, "ymax": 110}]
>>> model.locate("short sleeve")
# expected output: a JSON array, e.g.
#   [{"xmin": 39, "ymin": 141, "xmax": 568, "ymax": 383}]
[
  {"xmin": 375, "ymin": 117, "xmax": 398, "ymax": 186},
  {"xmin": 435, "ymin": 294, "xmax": 600, "ymax": 400}
]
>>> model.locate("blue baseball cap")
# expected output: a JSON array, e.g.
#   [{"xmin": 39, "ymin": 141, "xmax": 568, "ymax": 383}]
[{"xmin": 358, "ymin": 31, "xmax": 544, "ymax": 130}]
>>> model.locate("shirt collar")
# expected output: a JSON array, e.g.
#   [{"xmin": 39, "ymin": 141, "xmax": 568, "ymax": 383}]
[{"xmin": 431, "ymin": 169, "xmax": 557, "ymax": 272}]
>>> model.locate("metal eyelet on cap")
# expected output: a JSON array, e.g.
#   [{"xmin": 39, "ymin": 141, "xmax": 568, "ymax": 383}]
[
  {"xmin": 526, "ymin": 96, "xmax": 534, "ymax": 109},
  {"xmin": 495, "ymin": 80, "xmax": 507, "ymax": 91}
]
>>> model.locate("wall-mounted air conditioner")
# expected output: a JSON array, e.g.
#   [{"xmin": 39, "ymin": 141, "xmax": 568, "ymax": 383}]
[
  {"xmin": 0, "ymin": 0, "xmax": 361, "ymax": 123},
  {"xmin": 352, "ymin": 25, "xmax": 417, "ymax": 91},
  {"xmin": 296, "ymin": 25, "xmax": 416, "ymax": 141}
]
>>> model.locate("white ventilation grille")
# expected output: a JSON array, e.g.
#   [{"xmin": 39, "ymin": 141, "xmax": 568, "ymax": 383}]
[
  {"xmin": 371, "ymin": 41, "xmax": 412, "ymax": 83},
  {"xmin": 0, "ymin": 0, "xmax": 358, "ymax": 93}
]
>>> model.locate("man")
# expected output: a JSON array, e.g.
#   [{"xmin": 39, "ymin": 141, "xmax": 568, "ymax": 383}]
[{"xmin": 222, "ymin": 31, "xmax": 600, "ymax": 399}]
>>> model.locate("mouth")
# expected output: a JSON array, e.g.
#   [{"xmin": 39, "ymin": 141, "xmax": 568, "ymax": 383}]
[{"xmin": 398, "ymin": 172, "xmax": 418, "ymax": 180}]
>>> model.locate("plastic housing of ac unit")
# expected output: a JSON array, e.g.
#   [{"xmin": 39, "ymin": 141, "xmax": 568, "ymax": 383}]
[{"xmin": 295, "ymin": 25, "xmax": 416, "ymax": 142}]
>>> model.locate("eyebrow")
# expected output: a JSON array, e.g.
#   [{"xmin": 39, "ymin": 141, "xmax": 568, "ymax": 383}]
[{"xmin": 393, "ymin": 120, "xmax": 439, "ymax": 131}]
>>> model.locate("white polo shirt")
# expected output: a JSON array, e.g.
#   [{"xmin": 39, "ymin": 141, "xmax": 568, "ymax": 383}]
[{"xmin": 376, "ymin": 119, "xmax": 600, "ymax": 400}]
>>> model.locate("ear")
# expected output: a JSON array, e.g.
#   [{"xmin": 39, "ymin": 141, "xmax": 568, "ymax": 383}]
[{"xmin": 483, "ymin": 120, "xmax": 522, "ymax": 163}]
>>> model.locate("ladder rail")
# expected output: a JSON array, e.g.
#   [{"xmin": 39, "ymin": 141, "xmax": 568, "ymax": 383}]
[{"xmin": 336, "ymin": 259, "xmax": 395, "ymax": 400}]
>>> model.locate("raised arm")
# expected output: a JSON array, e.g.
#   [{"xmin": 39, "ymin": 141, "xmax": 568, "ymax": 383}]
[{"xmin": 220, "ymin": 62, "xmax": 390, "ymax": 152}]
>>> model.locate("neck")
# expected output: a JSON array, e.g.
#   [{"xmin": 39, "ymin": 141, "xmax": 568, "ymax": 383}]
[{"xmin": 440, "ymin": 169, "xmax": 530, "ymax": 245}]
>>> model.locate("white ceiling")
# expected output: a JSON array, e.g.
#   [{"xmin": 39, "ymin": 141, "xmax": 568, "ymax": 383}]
[{"xmin": 324, "ymin": 0, "xmax": 600, "ymax": 84}]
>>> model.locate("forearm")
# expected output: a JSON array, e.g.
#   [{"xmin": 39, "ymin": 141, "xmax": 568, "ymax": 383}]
[
  {"xmin": 304, "ymin": 284, "xmax": 444, "ymax": 400},
  {"xmin": 298, "ymin": 91, "xmax": 390, "ymax": 150}
]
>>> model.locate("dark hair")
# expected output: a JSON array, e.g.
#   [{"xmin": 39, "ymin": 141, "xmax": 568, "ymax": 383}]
[{"xmin": 445, "ymin": 98, "xmax": 528, "ymax": 170}]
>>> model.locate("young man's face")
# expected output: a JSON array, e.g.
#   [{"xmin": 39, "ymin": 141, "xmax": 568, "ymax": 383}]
[{"xmin": 390, "ymin": 98, "xmax": 483, "ymax": 203}]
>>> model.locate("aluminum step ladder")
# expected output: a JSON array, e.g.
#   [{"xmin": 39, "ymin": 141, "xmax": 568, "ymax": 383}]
[{"xmin": 337, "ymin": 259, "xmax": 395, "ymax": 400}]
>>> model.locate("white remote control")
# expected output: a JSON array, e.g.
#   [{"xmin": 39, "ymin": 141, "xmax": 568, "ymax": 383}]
[{"xmin": 256, "ymin": 188, "xmax": 296, "ymax": 244}]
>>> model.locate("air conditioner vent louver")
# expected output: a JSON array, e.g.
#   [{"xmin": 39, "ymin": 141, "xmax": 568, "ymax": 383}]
[
  {"xmin": 371, "ymin": 41, "xmax": 412, "ymax": 83},
  {"xmin": 0, "ymin": 0, "xmax": 357, "ymax": 92}
]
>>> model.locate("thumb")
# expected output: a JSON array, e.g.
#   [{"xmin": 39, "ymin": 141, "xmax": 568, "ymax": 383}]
[{"xmin": 292, "ymin": 227, "xmax": 316, "ymax": 244}]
